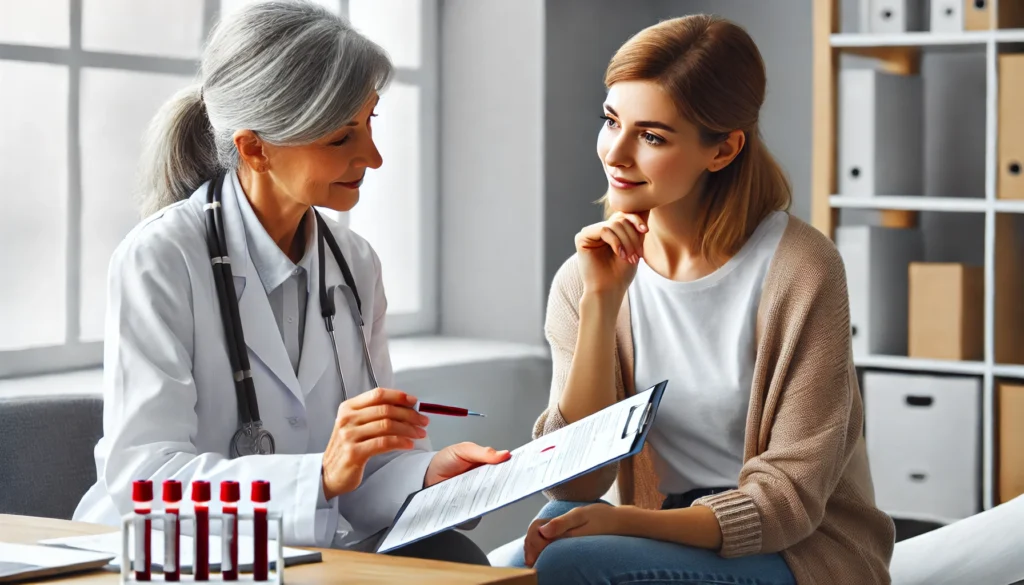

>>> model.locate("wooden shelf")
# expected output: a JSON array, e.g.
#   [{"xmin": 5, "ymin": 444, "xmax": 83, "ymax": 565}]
[
  {"xmin": 855, "ymin": 355, "xmax": 987, "ymax": 375},
  {"xmin": 812, "ymin": 2, "xmax": 1024, "ymax": 513}
]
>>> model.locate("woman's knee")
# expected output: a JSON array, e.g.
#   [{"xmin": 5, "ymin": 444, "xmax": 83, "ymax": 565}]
[
  {"xmin": 533, "ymin": 535, "xmax": 622, "ymax": 585},
  {"xmin": 537, "ymin": 499, "xmax": 609, "ymax": 519}
]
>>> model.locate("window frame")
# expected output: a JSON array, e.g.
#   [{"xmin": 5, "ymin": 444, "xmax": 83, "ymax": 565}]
[{"xmin": 0, "ymin": 0, "xmax": 438, "ymax": 379}]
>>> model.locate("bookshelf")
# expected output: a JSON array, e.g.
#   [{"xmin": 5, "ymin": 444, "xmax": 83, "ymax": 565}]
[{"xmin": 812, "ymin": 0, "xmax": 1024, "ymax": 514}]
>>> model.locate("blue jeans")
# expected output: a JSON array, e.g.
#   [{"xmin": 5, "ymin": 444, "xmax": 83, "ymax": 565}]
[{"xmin": 490, "ymin": 500, "xmax": 796, "ymax": 585}]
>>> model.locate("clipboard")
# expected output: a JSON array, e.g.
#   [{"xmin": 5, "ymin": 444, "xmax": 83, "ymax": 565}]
[{"xmin": 375, "ymin": 380, "xmax": 667, "ymax": 553}]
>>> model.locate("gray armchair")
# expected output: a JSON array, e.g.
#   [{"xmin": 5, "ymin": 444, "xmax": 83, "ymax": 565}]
[{"xmin": 0, "ymin": 394, "xmax": 103, "ymax": 520}]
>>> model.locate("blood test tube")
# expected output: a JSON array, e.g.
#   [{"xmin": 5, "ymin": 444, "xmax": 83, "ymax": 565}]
[
  {"xmin": 132, "ymin": 480, "xmax": 153, "ymax": 582},
  {"xmin": 220, "ymin": 481, "xmax": 240, "ymax": 581},
  {"xmin": 191, "ymin": 480, "xmax": 211, "ymax": 581},
  {"xmin": 251, "ymin": 481, "xmax": 270, "ymax": 581},
  {"xmin": 162, "ymin": 480, "xmax": 182, "ymax": 581}
]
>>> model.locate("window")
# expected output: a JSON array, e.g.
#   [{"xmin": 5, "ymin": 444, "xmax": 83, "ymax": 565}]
[{"xmin": 0, "ymin": 0, "xmax": 438, "ymax": 378}]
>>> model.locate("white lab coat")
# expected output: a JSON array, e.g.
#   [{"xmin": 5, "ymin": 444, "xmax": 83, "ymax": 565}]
[{"xmin": 73, "ymin": 172, "xmax": 434, "ymax": 549}]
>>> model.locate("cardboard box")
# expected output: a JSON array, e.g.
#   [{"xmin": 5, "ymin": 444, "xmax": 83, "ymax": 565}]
[
  {"xmin": 837, "ymin": 226, "xmax": 924, "ymax": 358},
  {"xmin": 963, "ymin": 0, "xmax": 1024, "ymax": 30},
  {"xmin": 996, "ymin": 215, "xmax": 1024, "ymax": 364},
  {"xmin": 908, "ymin": 263, "xmax": 984, "ymax": 360},
  {"xmin": 998, "ymin": 54, "xmax": 1024, "ymax": 200},
  {"xmin": 999, "ymin": 382, "xmax": 1024, "ymax": 504}
]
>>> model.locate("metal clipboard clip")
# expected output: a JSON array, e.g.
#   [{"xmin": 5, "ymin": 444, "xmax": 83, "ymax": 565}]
[{"xmin": 621, "ymin": 401, "xmax": 655, "ymax": 439}]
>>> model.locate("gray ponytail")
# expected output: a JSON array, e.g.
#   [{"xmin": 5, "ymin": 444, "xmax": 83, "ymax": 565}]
[
  {"xmin": 138, "ymin": 85, "xmax": 218, "ymax": 217},
  {"xmin": 137, "ymin": 0, "xmax": 393, "ymax": 217}
]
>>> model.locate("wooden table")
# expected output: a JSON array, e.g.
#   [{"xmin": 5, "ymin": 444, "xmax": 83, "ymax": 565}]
[{"xmin": 1, "ymin": 515, "xmax": 535, "ymax": 584}]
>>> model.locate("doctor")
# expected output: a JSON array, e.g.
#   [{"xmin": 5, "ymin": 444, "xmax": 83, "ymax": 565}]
[{"xmin": 74, "ymin": 0, "xmax": 508, "ymax": 564}]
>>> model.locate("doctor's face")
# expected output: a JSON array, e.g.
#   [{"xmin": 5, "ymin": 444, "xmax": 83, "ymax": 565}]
[{"xmin": 257, "ymin": 93, "xmax": 383, "ymax": 213}]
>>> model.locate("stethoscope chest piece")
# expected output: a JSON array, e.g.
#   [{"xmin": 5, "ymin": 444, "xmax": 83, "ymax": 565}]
[{"xmin": 230, "ymin": 421, "xmax": 276, "ymax": 457}]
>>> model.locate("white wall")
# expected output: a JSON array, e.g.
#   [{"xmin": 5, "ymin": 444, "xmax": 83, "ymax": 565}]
[
  {"xmin": 439, "ymin": 0, "xmax": 546, "ymax": 345},
  {"xmin": 542, "ymin": 0, "xmax": 669, "ymax": 292},
  {"xmin": 662, "ymin": 0, "xmax": 814, "ymax": 223}
]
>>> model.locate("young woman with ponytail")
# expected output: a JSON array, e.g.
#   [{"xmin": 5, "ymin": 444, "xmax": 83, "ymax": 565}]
[{"xmin": 492, "ymin": 15, "xmax": 895, "ymax": 585}]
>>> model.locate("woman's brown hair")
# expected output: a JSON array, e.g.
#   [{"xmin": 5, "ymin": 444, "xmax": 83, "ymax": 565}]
[{"xmin": 603, "ymin": 14, "xmax": 791, "ymax": 263}]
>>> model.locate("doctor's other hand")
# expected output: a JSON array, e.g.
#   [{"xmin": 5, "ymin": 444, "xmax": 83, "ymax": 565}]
[
  {"xmin": 321, "ymin": 388, "xmax": 429, "ymax": 500},
  {"xmin": 424, "ymin": 442, "xmax": 511, "ymax": 488},
  {"xmin": 575, "ymin": 211, "xmax": 649, "ymax": 299}
]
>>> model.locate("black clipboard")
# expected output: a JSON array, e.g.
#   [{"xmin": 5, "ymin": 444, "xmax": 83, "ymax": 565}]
[{"xmin": 375, "ymin": 380, "xmax": 667, "ymax": 553}]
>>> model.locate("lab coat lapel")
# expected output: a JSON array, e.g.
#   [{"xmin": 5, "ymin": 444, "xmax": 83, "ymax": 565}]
[
  {"xmin": 221, "ymin": 173, "xmax": 305, "ymax": 407},
  {"xmin": 297, "ymin": 217, "xmax": 330, "ymax": 395}
]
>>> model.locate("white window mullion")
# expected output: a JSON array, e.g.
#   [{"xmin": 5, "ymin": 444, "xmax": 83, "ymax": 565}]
[{"xmin": 66, "ymin": 0, "xmax": 84, "ymax": 346}]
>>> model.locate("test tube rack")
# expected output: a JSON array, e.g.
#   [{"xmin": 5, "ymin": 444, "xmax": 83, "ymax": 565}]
[
  {"xmin": 119, "ymin": 479, "xmax": 282, "ymax": 584},
  {"xmin": 118, "ymin": 511, "xmax": 285, "ymax": 584}
]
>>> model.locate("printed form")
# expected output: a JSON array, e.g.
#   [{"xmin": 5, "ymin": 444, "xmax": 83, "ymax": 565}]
[{"xmin": 378, "ymin": 389, "xmax": 656, "ymax": 553}]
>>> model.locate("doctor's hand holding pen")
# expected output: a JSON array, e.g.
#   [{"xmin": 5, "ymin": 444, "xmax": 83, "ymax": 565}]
[{"xmin": 320, "ymin": 388, "xmax": 510, "ymax": 500}]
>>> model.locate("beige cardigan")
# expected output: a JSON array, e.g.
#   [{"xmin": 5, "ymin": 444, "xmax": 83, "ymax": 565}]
[{"xmin": 534, "ymin": 215, "xmax": 896, "ymax": 585}]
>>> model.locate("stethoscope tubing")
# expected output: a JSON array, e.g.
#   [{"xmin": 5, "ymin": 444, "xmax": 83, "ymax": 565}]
[
  {"xmin": 204, "ymin": 173, "xmax": 260, "ymax": 425},
  {"xmin": 205, "ymin": 172, "xmax": 378, "ymax": 451}
]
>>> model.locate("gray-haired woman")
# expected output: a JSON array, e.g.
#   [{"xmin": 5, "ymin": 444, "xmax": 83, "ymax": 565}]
[{"xmin": 74, "ymin": 0, "xmax": 505, "ymax": 564}]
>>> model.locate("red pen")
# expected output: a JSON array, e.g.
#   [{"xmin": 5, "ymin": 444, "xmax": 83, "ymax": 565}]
[
  {"xmin": 191, "ymin": 481, "xmax": 211, "ymax": 581},
  {"xmin": 220, "ymin": 481, "xmax": 240, "ymax": 581},
  {"xmin": 162, "ymin": 480, "xmax": 182, "ymax": 582},
  {"xmin": 415, "ymin": 401, "xmax": 485, "ymax": 417},
  {"xmin": 132, "ymin": 480, "xmax": 153, "ymax": 582},
  {"xmin": 251, "ymin": 481, "xmax": 270, "ymax": 582}
]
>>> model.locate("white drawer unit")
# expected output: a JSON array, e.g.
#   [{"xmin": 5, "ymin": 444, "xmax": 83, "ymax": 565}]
[{"xmin": 863, "ymin": 371, "xmax": 982, "ymax": 522}]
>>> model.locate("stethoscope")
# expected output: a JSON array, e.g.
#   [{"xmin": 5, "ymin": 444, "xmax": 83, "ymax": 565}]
[{"xmin": 202, "ymin": 170, "xmax": 378, "ymax": 458}]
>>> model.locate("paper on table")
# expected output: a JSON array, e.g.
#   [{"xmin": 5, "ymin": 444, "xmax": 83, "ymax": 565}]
[
  {"xmin": 0, "ymin": 542, "xmax": 113, "ymax": 582},
  {"xmin": 378, "ymin": 388, "xmax": 655, "ymax": 552},
  {"xmin": 40, "ymin": 530, "xmax": 320, "ymax": 571}
]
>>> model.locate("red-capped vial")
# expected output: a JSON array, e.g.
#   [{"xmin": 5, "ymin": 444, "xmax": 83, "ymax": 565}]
[
  {"xmin": 162, "ymin": 480, "xmax": 182, "ymax": 504},
  {"xmin": 132, "ymin": 479, "xmax": 153, "ymax": 503},
  {"xmin": 191, "ymin": 480, "xmax": 211, "ymax": 503},
  {"xmin": 190, "ymin": 480, "xmax": 211, "ymax": 581},
  {"xmin": 162, "ymin": 480, "xmax": 182, "ymax": 582},
  {"xmin": 220, "ymin": 480, "xmax": 240, "ymax": 503},
  {"xmin": 132, "ymin": 480, "xmax": 153, "ymax": 581},
  {"xmin": 251, "ymin": 481, "xmax": 271, "ymax": 581},
  {"xmin": 221, "ymin": 481, "xmax": 240, "ymax": 581},
  {"xmin": 251, "ymin": 481, "xmax": 271, "ymax": 504}
]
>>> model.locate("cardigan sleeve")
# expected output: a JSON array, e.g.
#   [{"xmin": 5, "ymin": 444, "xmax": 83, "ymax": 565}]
[
  {"xmin": 693, "ymin": 226, "xmax": 861, "ymax": 558},
  {"xmin": 534, "ymin": 255, "xmax": 620, "ymax": 502}
]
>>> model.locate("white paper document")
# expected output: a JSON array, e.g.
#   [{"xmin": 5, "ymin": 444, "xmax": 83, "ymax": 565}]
[
  {"xmin": 378, "ymin": 384, "xmax": 663, "ymax": 553},
  {"xmin": 40, "ymin": 530, "xmax": 320, "ymax": 571},
  {"xmin": 0, "ymin": 542, "xmax": 114, "ymax": 582}
]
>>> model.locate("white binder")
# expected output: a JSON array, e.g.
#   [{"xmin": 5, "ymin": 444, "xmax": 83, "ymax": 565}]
[
  {"xmin": 839, "ymin": 69, "xmax": 924, "ymax": 197},
  {"xmin": 836, "ymin": 225, "xmax": 923, "ymax": 358},
  {"xmin": 930, "ymin": 0, "xmax": 964, "ymax": 32},
  {"xmin": 866, "ymin": 0, "xmax": 924, "ymax": 33}
]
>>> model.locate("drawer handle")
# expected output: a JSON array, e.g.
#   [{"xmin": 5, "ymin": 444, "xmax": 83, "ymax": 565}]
[
  {"xmin": 905, "ymin": 395, "xmax": 933, "ymax": 407},
  {"xmin": 910, "ymin": 472, "xmax": 927, "ymax": 482}
]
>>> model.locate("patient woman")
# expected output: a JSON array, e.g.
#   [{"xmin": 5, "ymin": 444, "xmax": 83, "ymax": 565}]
[{"xmin": 491, "ymin": 14, "xmax": 896, "ymax": 585}]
